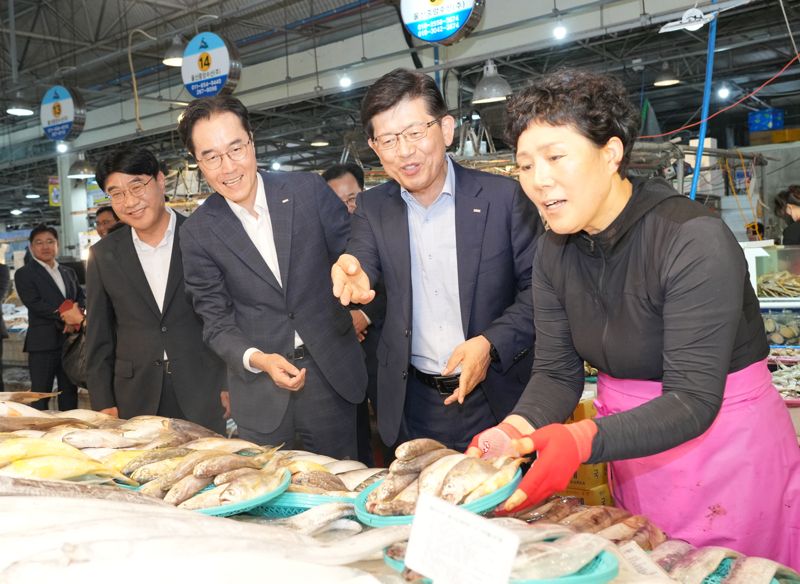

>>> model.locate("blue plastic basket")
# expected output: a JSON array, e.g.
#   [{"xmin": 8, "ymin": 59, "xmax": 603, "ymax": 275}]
[
  {"xmin": 195, "ymin": 469, "xmax": 290, "ymax": 517},
  {"xmin": 354, "ymin": 468, "xmax": 522, "ymax": 527},
  {"xmin": 382, "ymin": 546, "xmax": 618, "ymax": 583},
  {"xmin": 251, "ymin": 490, "xmax": 357, "ymax": 518}
]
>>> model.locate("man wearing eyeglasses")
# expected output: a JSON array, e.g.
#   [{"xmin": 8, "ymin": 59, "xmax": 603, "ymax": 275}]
[
  {"xmin": 177, "ymin": 96, "xmax": 366, "ymax": 458},
  {"xmin": 332, "ymin": 68, "xmax": 543, "ymax": 451},
  {"xmin": 84, "ymin": 146, "xmax": 226, "ymax": 432}
]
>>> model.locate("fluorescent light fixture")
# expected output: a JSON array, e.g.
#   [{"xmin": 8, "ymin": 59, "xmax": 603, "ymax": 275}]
[
  {"xmin": 339, "ymin": 74, "xmax": 352, "ymax": 88},
  {"xmin": 56, "ymin": 142, "xmax": 69, "ymax": 153},
  {"xmin": 553, "ymin": 21, "xmax": 567, "ymax": 39},
  {"xmin": 654, "ymin": 62, "xmax": 680, "ymax": 87},
  {"xmin": 25, "ymin": 193, "xmax": 40, "ymax": 199},
  {"xmin": 271, "ymin": 161, "xmax": 281, "ymax": 171},
  {"xmin": 717, "ymin": 85, "xmax": 731, "ymax": 99},
  {"xmin": 472, "ymin": 60, "xmax": 512, "ymax": 105},
  {"xmin": 162, "ymin": 35, "xmax": 184, "ymax": 67},
  {"xmin": 310, "ymin": 134, "xmax": 330, "ymax": 147},
  {"xmin": 10, "ymin": 209, "xmax": 22, "ymax": 216},
  {"xmin": 67, "ymin": 153, "xmax": 95, "ymax": 179},
  {"xmin": 6, "ymin": 105, "xmax": 34, "ymax": 116},
  {"xmin": 471, "ymin": 111, "xmax": 481, "ymax": 121}
]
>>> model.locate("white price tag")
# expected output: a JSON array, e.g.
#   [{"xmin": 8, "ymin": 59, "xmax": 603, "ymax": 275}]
[{"xmin": 405, "ymin": 493, "xmax": 519, "ymax": 584}]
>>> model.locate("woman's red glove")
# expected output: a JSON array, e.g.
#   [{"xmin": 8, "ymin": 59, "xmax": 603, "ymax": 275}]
[
  {"xmin": 465, "ymin": 422, "xmax": 524, "ymax": 459},
  {"xmin": 501, "ymin": 419, "xmax": 598, "ymax": 513}
]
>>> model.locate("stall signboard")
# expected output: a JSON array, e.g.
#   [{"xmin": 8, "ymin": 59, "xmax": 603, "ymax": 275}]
[
  {"xmin": 86, "ymin": 179, "xmax": 107, "ymax": 207},
  {"xmin": 48, "ymin": 176, "xmax": 61, "ymax": 207},
  {"xmin": 181, "ymin": 33, "xmax": 241, "ymax": 98},
  {"xmin": 400, "ymin": 0, "xmax": 484, "ymax": 45},
  {"xmin": 40, "ymin": 86, "xmax": 86, "ymax": 141}
]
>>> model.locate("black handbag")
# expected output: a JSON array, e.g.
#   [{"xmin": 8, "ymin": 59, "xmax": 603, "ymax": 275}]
[{"xmin": 62, "ymin": 326, "xmax": 87, "ymax": 388}]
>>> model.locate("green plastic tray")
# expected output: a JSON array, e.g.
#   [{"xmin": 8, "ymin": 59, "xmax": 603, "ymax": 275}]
[
  {"xmin": 195, "ymin": 469, "xmax": 290, "ymax": 517},
  {"xmin": 383, "ymin": 547, "xmax": 618, "ymax": 583},
  {"xmin": 354, "ymin": 468, "xmax": 522, "ymax": 527},
  {"xmin": 252, "ymin": 490, "xmax": 357, "ymax": 518},
  {"xmin": 702, "ymin": 558, "xmax": 779, "ymax": 584}
]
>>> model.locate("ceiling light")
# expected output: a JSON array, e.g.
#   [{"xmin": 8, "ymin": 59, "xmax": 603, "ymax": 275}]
[
  {"xmin": 67, "ymin": 152, "xmax": 95, "ymax": 179},
  {"xmin": 162, "ymin": 35, "xmax": 184, "ymax": 67},
  {"xmin": 472, "ymin": 60, "xmax": 512, "ymax": 105},
  {"xmin": 310, "ymin": 134, "xmax": 330, "ymax": 147},
  {"xmin": 271, "ymin": 161, "xmax": 281, "ymax": 171},
  {"xmin": 553, "ymin": 20, "xmax": 567, "ymax": 39},
  {"xmin": 5, "ymin": 91, "xmax": 34, "ymax": 117},
  {"xmin": 10, "ymin": 210, "xmax": 22, "ymax": 216},
  {"xmin": 653, "ymin": 62, "xmax": 680, "ymax": 87},
  {"xmin": 717, "ymin": 85, "xmax": 731, "ymax": 99},
  {"xmin": 56, "ymin": 141, "xmax": 69, "ymax": 154},
  {"xmin": 339, "ymin": 74, "xmax": 352, "ymax": 88},
  {"xmin": 471, "ymin": 111, "xmax": 481, "ymax": 121},
  {"xmin": 25, "ymin": 193, "xmax": 40, "ymax": 199}
]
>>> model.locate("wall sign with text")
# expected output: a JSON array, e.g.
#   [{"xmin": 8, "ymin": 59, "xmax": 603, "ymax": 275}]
[
  {"xmin": 181, "ymin": 33, "xmax": 241, "ymax": 98},
  {"xmin": 40, "ymin": 86, "xmax": 86, "ymax": 141},
  {"xmin": 400, "ymin": 0, "xmax": 484, "ymax": 45}
]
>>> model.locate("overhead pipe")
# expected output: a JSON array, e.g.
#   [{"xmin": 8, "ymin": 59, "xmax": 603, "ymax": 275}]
[
  {"xmin": 8, "ymin": 0, "xmax": 17, "ymax": 84},
  {"xmin": 688, "ymin": 0, "xmax": 719, "ymax": 202}
]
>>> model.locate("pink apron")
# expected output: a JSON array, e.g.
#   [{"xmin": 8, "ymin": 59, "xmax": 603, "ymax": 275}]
[{"xmin": 596, "ymin": 359, "xmax": 800, "ymax": 570}]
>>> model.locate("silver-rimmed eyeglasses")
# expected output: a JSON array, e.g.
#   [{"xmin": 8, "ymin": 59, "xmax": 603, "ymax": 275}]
[
  {"xmin": 197, "ymin": 140, "xmax": 252, "ymax": 170},
  {"xmin": 107, "ymin": 176, "xmax": 154, "ymax": 204},
  {"xmin": 371, "ymin": 119, "xmax": 441, "ymax": 151}
]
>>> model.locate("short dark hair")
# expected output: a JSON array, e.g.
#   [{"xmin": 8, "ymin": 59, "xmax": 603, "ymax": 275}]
[
  {"xmin": 360, "ymin": 68, "xmax": 448, "ymax": 139},
  {"xmin": 505, "ymin": 69, "xmax": 640, "ymax": 176},
  {"xmin": 29, "ymin": 224, "xmax": 57, "ymax": 243},
  {"xmin": 95, "ymin": 206, "xmax": 119, "ymax": 221},
  {"xmin": 322, "ymin": 163, "xmax": 365, "ymax": 190},
  {"xmin": 774, "ymin": 185, "xmax": 800, "ymax": 219},
  {"xmin": 95, "ymin": 146, "xmax": 161, "ymax": 192},
  {"xmin": 177, "ymin": 95, "xmax": 253, "ymax": 156}
]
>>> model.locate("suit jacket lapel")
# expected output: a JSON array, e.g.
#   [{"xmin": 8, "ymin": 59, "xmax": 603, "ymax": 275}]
[
  {"xmin": 161, "ymin": 214, "xmax": 184, "ymax": 315},
  {"xmin": 116, "ymin": 228, "xmax": 162, "ymax": 319},
  {"xmin": 263, "ymin": 171, "xmax": 292, "ymax": 295},
  {"xmin": 380, "ymin": 184, "xmax": 412, "ymax": 325},
  {"xmin": 31, "ymin": 261, "xmax": 65, "ymax": 300},
  {"xmin": 453, "ymin": 163, "xmax": 488, "ymax": 335},
  {"xmin": 204, "ymin": 193, "xmax": 283, "ymax": 293},
  {"xmin": 57, "ymin": 265, "xmax": 73, "ymax": 300}
]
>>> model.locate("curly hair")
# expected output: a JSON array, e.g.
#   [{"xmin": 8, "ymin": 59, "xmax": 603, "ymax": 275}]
[
  {"xmin": 505, "ymin": 69, "xmax": 640, "ymax": 176},
  {"xmin": 774, "ymin": 185, "xmax": 800, "ymax": 219}
]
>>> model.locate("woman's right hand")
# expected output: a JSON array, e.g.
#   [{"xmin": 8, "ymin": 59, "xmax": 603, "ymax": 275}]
[{"xmin": 465, "ymin": 415, "xmax": 535, "ymax": 459}]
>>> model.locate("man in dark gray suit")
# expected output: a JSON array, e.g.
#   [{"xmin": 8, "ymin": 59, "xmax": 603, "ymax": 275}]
[
  {"xmin": 0, "ymin": 261, "xmax": 11, "ymax": 393},
  {"xmin": 15, "ymin": 225, "xmax": 85, "ymax": 410},
  {"xmin": 333, "ymin": 69, "xmax": 542, "ymax": 450},
  {"xmin": 178, "ymin": 96, "xmax": 366, "ymax": 458},
  {"xmin": 85, "ymin": 146, "xmax": 226, "ymax": 432}
]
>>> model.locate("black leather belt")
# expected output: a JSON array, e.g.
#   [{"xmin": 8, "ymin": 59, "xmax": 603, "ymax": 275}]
[
  {"xmin": 286, "ymin": 345, "xmax": 307, "ymax": 360},
  {"xmin": 409, "ymin": 364, "xmax": 460, "ymax": 396}
]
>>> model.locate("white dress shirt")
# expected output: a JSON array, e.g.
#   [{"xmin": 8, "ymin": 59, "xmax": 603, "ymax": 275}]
[
  {"xmin": 224, "ymin": 174, "xmax": 302, "ymax": 373},
  {"xmin": 131, "ymin": 207, "xmax": 176, "ymax": 359},
  {"xmin": 33, "ymin": 256, "xmax": 66, "ymax": 298}
]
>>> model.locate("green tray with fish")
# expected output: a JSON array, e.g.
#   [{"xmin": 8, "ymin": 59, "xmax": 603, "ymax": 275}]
[
  {"xmin": 196, "ymin": 468, "xmax": 291, "ymax": 517},
  {"xmin": 382, "ymin": 547, "xmax": 618, "ymax": 583},
  {"xmin": 354, "ymin": 468, "xmax": 522, "ymax": 527},
  {"xmin": 252, "ymin": 491, "xmax": 357, "ymax": 518},
  {"xmin": 701, "ymin": 558, "xmax": 779, "ymax": 584}
]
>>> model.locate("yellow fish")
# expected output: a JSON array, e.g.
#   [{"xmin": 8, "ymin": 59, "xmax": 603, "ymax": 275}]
[
  {"xmin": 0, "ymin": 455, "xmax": 137, "ymax": 486},
  {"xmin": 0, "ymin": 438, "xmax": 90, "ymax": 468}
]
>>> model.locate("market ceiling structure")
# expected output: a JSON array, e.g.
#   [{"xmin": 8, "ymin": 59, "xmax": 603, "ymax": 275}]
[{"xmin": 0, "ymin": 0, "xmax": 797, "ymax": 227}]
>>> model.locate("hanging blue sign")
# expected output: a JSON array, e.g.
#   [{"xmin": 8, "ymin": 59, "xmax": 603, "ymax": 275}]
[
  {"xmin": 40, "ymin": 85, "xmax": 86, "ymax": 141},
  {"xmin": 181, "ymin": 33, "xmax": 241, "ymax": 98},
  {"xmin": 400, "ymin": 0, "xmax": 484, "ymax": 45}
]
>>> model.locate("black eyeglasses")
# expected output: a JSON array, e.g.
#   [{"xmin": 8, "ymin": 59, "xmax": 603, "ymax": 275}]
[
  {"xmin": 196, "ymin": 140, "xmax": 252, "ymax": 170},
  {"xmin": 371, "ymin": 119, "xmax": 441, "ymax": 151},
  {"xmin": 107, "ymin": 176, "xmax": 154, "ymax": 203}
]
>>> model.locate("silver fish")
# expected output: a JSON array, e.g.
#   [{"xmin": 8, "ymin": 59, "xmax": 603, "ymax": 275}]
[
  {"xmin": 366, "ymin": 472, "xmax": 417, "ymax": 504},
  {"xmin": 271, "ymin": 502, "xmax": 355, "ymax": 535},
  {"xmin": 163, "ymin": 474, "xmax": 213, "ymax": 506},
  {"xmin": 559, "ymin": 505, "xmax": 631, "ymax": 533},
  {"xmin": 394, "ymin": 438, "xmax": 445, "ymax": 461},
  {"xmin": 62, "ymin": 429, "xmax": 147, "ymax": 449},
  {"xmin": 336, "ymin": 467, "xmax": 386, "ymax": 491},
  {"xmin": 512, "ymin": 533, "xmax": 608, "ymax": 580},
  {"xmin": 439, "ymin": 457, "xmax": 496, "ymax": 504},
  {"xmin": 0, "ymin": 476, "xmax": 168, "ymax": 506},
  {"xmin": 389, "ymin": 448, "xmax": 457, "ymax": 475}
]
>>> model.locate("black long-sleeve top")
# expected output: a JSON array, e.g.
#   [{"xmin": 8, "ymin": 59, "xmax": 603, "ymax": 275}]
[{"xmin": 513, "ymin": 178, "xmax": 768, "ymax": 463}]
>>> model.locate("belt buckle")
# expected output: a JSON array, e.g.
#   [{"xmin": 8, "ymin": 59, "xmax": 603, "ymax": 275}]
[
  {"xmin": 288, "ymin": 346, "xmax": 306, "ymax": 361},
  {"xmin": 433, "ymin": 375, "xmax": 459, "ymax": 397}
]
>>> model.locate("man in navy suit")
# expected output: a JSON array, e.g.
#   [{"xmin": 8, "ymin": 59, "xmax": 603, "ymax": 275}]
[
  {"xmin": 178, "ymin": 96, "xmax": 366, "ymax": 458},
  {"xmin": 332, "ymin": 69, "xmax": 543, "ymax": 450},
  {"xmin": 15, "ymin": 224, "xmax": 85, "ymax": 410}
]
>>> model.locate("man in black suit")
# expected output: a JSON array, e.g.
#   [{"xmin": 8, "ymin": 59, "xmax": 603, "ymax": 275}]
[
  {"xmin": 178, "ymin": 95, "xmax": 366, "ymax": 458},
  {"xmin": 333, "ymin": 69, "xmax": 542, "ymax": 450},
  {"xmin": 85, "ymin": 146, "xmax": 226, "ymax": 432},
  {"xmin": 15, "ymin": 225, "xmax": 85, "ymax": 410},
  {"xmin": 0, "ymin": 260, "xmax": 12, "ymax": 392}
]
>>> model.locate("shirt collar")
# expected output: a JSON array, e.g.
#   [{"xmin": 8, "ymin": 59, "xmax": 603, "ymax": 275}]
[
  {"xmin": 131, "ymin": 207, "xmax": 176, "ymax": 250},
  {"xmin": 400, "ymin": 155, "xmax": 455, "ymax": 203},
  {"xmin": 33, "ymin": 256, "xmax": 59, "ymax": 272},
  {"xmin": 225, "ymin": 173, "xmax": 267, "ymax": 219}
]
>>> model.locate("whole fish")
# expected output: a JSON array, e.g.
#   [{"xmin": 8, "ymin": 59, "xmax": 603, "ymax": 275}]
[
  {"xmin": 41, "ymin": 425, "xmax": 82, "ymax": 442},
  {"xmin": 394, "ymin": 438, "xmax": 445, "ymax": 461},
  {"xmin": 0, "ymin": 417, "xmax": 90, "ymax": 432},
  {"xmin": 163, "ymin": 474, "xmax": 213, "ymax": 506},
  {"xmin": 324, "ymin": 460, "xmax": 367, "ymax": 475},
  {"xmin": 366, "ymin": 472, "xmax": 417, "ymax": 504},
  {"xmin": 0, "ymin": 403, "xmax": 56, "ymax": 417},
  {"xmin": 62, "ymin": 429, "xmax": 148, "ymax": 449},
  {"xmin": 0, "ymin": 476, "xmax": 169, "ymax": 505},
  {"xmin": 287, "ymin": 460, "xmax": 330, "ymax": 474},
  {"xmin": 192, "ymin": 453, "xmax": 264, "ymax": 478},
  {"xmin": 650, "ymin": 540, "xmax": 695, "ymax": 573},
  {"xmin": 167, "ymin": 418, "xmax": 222, "ymax": 440},
  {"xmin": 177, "ymin": 483, "xmax": 229, "ymax": 510},
  {"xmin": 512, "ymin": 533, "xmax": 608, "ymax": 580},
  {"xmin": 121, "ymin": 447, "xmax": 193, "ymax": 475},
  {"xmin": 668, "ymin": 547, "xmax": 741, "ymax": 583},
  {"xmin": 389, "ymin": 448, "xmax": 458, "ymax": 475},
  {"xmin": 463, "ymin": 458, "xmax": 527, "ymax": 503},
  {"xmin": 140, "ymin": 431, "xmax": 187, "ymax": 450},
  {"xmin": 101, "ymin": 449, "xmax": 151, "ymax": 472},
  {"xmin": 137, "ymin": 476, "xmax": 169, "ymax": 498},
  {"xmin": 392, "ymin": 477, "xmax": 419, "ymax": 504},
  {"xmin": 366, "ymin": 499, "xmax": 416, "ymax": 516},
  {"xmin": 559, "ymin": 505, "xmax": 631, "ymax": 533},
  {"xmin": 0, "ymin": 437, "xmax": 90, "ymax": 467},
  {"xmin": 489, "ymin": 518, "xmax": 575, "ymax": 543},
  {"xmin": 158, "ymin": 449, "xmax": 228, "ymax": 490},
  {"xmin": 183, "ymin": 437, "xmax": 261, "ymax": 454},
  {"xmin": 0, "ymin": 455, "xmax": 137, "ymax": 486},
  {"xmin": 514, "ymin": 496, "xmax": 582, "ymax": 523},
  {"xmin": 290, "ymin": 453, "xmax": 339, "ymax": 465},
  {"xmin": 213, "ymin": 467, "xmax": 260, "ymax": 486},
  {"xmin": 0, "ymin": 392, "xmax": 60, "ymax": 405},
  {"xmin": 596, "ymin": 514, "xmax": 667, "ymax": 551},
  {"xmin": 130, "ymin": 456, "xmax": 188, "ymax": 484},
  {"xmin": 219, "ymin": 470, "xmax": 287, "ymax": 505},
  {"xmin": 336, "ymin": 468, "xmax": 385, "ymax": 492},
  {"xmin": 439, "ymin": 457, "xmax": 497, "ymax": 504},
  {"xmin": 724, "ymin": 556, "xmax": 800, "ymax": 584},
  {"xmin": 117, "ymin": 416, "xmax": 169, "ymax": 440},
  {"xmin": 291, "ymin": 470, "xmax": 348, "ymax": 492},
  {"xmin": 272, "ymin": 502, "xmax": 355, "ymax": 535},
  {"xmin": 53, "ymin": 409, "xmax": 118, "ymax": 426},
  {"xmin": 353, "ymin": 470, "xmax": 389, "ymax": 492}
]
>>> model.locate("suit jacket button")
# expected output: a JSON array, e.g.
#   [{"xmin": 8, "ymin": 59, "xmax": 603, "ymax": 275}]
[
  {"xmin": 288, "ymin": 312, "xmax": 295, "ymax": 319},
  {"xmin": 161, "ymin": 326, "xmax": 167, "ymax": 332},
  {"xmin": 404, "ymin": 329, "xmax": 410, "ymax": 337},
  {"xmin": 402, "ymin": 370, "xmax": 408, "ymax": 380}
]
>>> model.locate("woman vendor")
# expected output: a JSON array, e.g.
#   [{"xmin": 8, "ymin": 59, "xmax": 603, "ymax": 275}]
[
  {"xmin": 774, "ymin": 185, "xmax": 800, "ymax": 245},
  {"xmin": 468, "ymin": 69, "xmax": 799, "ymax": 569}
]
